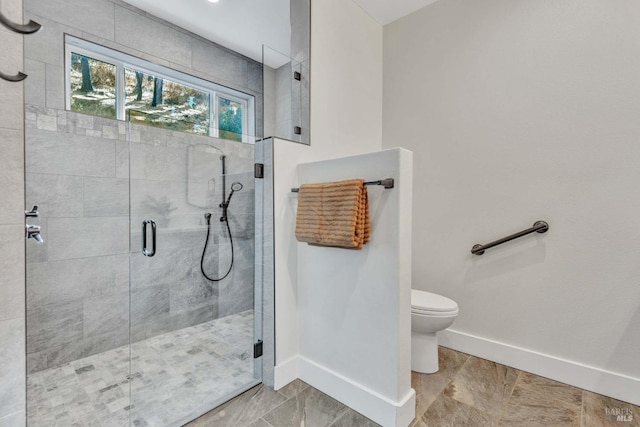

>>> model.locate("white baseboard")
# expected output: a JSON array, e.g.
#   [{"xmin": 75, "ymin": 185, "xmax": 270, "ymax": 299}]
[
  {"xmin": 440, "ymin": 329, "xmax": 640, "ymax": 406},
  {"xmin": 273, "ymin": 356, "xmax": 299, "ymax": 390},
  {"xmin": 298, "ymin": 356, "xmax": 415, "ymax": 427}
]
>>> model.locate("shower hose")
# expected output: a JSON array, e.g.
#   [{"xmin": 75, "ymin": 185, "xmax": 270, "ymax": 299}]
[{"xmin": 200, "ymin": 214, "xmax": 234, "ymax": 282}]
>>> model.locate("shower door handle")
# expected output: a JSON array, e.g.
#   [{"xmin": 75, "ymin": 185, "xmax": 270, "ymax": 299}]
[{"xmin": 142, "ymin": 219, "xmax": 157, "ymax": 257}]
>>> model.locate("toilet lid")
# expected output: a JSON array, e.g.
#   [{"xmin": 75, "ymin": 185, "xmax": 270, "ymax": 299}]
[{"xmin": 411, "ymin": 289, "xmax": 458, "ymax": 313}]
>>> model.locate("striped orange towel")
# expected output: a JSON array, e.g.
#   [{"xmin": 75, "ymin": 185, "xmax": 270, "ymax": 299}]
[{"xmin": 295, "ymin": 178, "xmax": 370, "ymax": 249}]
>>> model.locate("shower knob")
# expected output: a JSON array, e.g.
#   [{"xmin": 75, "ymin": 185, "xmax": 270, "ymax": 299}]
[
  {"xmin": 26, "ymin": 224, "xmax": 44, "ymax": 244},
  {"xmin": 25, "ymin": 205, "xmax": 39, "ymax": 218}
]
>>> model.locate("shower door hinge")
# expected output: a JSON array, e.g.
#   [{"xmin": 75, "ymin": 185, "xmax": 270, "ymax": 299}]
[
  {"xmin": 254, "ymin": 340, "xmax": 263, "ymax": 358},
  {"xmin": 293, "ymin": 71, "xmax": 301, "ymax": 81},
  {"xmin": 254, "ymin": 163, "xmax": 264, "ymax": 179}
]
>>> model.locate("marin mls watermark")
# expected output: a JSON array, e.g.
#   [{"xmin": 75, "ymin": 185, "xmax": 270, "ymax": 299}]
[{"xmin": 605, "ymin": 407, "xmax": 634, "ymax": 422}]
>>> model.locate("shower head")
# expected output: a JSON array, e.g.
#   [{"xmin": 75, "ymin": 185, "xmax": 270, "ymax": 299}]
[{"xmin": 223, "ymin": 181, "xmax": 243, "ymax": 208}]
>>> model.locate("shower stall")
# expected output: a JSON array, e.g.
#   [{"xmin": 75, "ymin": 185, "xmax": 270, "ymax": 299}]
[
  {"xmin": 24, "ymin": 106, "xmax": 265, "ymax": 425},
  {"xmin": 21, "ymin": 0, "xmax": 271, "ymax": 423}
]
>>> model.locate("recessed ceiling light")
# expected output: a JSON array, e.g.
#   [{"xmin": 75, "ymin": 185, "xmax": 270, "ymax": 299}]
[{"xmin": 208, "ymin": 0, "xmax": 220, "ymax": 3}]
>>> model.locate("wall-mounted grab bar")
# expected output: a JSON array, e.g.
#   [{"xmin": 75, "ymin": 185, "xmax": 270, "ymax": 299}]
[
  {"xmin": 291, "ymin": 178, "xmax": 394, "ymax": 193},
  {"xmin": 0, "ymin": 12, "xmax": 42, "ymax": 34},
  {"xmin": 471, "ymin": 220, "xmax": 549, "ymax": 255}
]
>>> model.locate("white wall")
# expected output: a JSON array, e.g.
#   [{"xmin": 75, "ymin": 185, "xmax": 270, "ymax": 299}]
[
  {"xmin": 273, "ymin": 0, "xmax": 383, "ymax": 376},
  {"xmin": 383, "ymin": 0, "xmax": 640, "ymax": 404}
]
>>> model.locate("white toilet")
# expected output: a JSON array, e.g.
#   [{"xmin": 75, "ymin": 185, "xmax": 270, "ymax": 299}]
[{"xmin": 411, "ymin": 289, "xmax": 459, "ymax": 373}]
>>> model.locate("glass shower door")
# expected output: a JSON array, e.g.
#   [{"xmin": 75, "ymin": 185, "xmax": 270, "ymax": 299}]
[{"xmin": 127, "ymin": 116, "xmax": 261, "ymax": 426}]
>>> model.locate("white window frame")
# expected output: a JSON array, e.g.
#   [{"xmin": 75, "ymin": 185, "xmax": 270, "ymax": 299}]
[{"xmin": 65, "ymin": 35, "xmax": 255, "ymax": 143}]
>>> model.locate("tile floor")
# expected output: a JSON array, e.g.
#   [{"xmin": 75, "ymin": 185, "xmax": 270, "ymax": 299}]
[
  {"xmin": 27, "ymin": 310, "xmax": 256, "ymax": 427},
  {"xmin": 189, "ymin": 346, "xmax": 640, "ymax": 427},
  {"xmin": 410, "ymin": 347, "xmax": 640, "ymax": 426}
]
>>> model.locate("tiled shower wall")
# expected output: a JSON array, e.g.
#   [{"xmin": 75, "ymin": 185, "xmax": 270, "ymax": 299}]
[
  {"xmin": 0, "ymin": 0, "xmax": 26, "ymax": 423},
  {"xmin": 264, "ymin": 0, "xmax": 310, "ymax": 144},
  {"xmin": 23, "ymin": 0, "xmax": 264, "ymax": 132},
  {"xmin": 23, "ymin": 0, "xmax": 258, "ymax": 374},
  {"xmin": 24, "ymin": 109, "xmax": 255, "ymax": 373},
  {"xmin": 126, "ymin": 122, "xmax": 256, "ymax": 342}
]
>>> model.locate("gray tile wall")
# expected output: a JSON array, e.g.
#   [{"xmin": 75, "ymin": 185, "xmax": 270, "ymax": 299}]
[
  {"xmin": 290, "ymin": 0, "xmax": 310, "ymax": 144},
  {"xmin": 275, "ymin": 64, "xmax": 293, "ymax": 140},
  {"xmin": 271, "ymin": 59, "xmax": 310, "ymax": 145},
  {"xmin": 263, "ymin": 0, "xmax": 310, "ymax": 144},
  {"xmin": 127, "ymin": 121, "xmax": 255, "ymax": 344},
  {"xmin": 23, "ymin": 0, "xmax": 258, "ymax": 374},
  {"xmin": 291, "ymin": 0, "xmax": 311, "ymax": 65},
  {"xmin": 0, "ymin": 0, "xmax": 26, "ymax": 425},
  {"xmin": 24, "ymin": 109, "xmax": 132, "ymax": 373},
  {"xmin": 24, "ymin": 110, "xmax": 256, "ymax": 373},
  {"xmin": 24, "ymin": 0, "xmax": 264, "ymax": 138}
]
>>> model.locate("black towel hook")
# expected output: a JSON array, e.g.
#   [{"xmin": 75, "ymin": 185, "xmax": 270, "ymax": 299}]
[
  {"xmin": 0, "ymin": 11, "xmax": 41, "ymax": 81},
  {"xmin": 0, "ymin": 11, "xmax": 41, "ymax": 34},
  {"xmin": 0, "ymin": 70, "xmax": 27, "ymax": 82}
]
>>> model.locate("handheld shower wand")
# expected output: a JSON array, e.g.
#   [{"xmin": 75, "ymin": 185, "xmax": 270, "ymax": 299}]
[
  {"xmin": 219, "ymin": 181, "xmax": 243, "ymax": 222},
  {"xmin": 202, "ymin": 181, "xmax": 243, "ymax": 282}
]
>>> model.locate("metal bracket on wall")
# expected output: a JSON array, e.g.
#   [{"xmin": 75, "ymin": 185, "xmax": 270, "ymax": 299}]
[
  {"xmin": 293, "ymin": 71, "xmax": 301, "ymax": 81},
  {"xmin": 294, "ymin": 126, "xmax": 302, "ymax": 135}
]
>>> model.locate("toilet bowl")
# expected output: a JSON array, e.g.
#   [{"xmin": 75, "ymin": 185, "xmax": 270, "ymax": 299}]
[{"xmin": 411, "ymin": 289, "xmax": 459, "ymax": 374}]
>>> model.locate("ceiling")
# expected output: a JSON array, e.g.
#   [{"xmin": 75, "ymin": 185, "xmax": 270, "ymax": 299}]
[
  {"xmin": 353, "ymin": 0, "xmax": 442, "ymax": 26},
  {"xmin": 122, "ymin": 0, "xmax": 291, "ymax": 68},
  {"xmin": 122, "ymin": 0, "xmax": 440, "ymax": 69}
]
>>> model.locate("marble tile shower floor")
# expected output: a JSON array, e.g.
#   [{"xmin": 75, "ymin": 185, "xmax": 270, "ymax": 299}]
[
  {"xmin": 190, "ymin": 347, "xmax": 639, "ymax": 427},
  {"xmin": 27, "ymin": 310, "xmax": 256, "ymax": 427}
]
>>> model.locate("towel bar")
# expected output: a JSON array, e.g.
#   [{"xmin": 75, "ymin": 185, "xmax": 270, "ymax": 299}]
[{"xmin": 291, "ymin": 178, "xmax": 394, "ymax": 193}]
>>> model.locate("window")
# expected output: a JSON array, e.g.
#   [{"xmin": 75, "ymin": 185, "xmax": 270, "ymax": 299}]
[
  {"xmin": 124, "ymin": 68, "xmax": 210, "ymax": 135},
  {"xmin": 65, "ymin": 36, "xmax": 254, "ymax": 142},
  {"xmin": 217, "ymin": 95, "xmax": 244, "ymax": 142},
  {"xmin": 69, "ymin": 53, "xmax": 116, "ymax": 119}
]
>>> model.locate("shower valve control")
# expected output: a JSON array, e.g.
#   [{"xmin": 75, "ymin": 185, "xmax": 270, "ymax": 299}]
[
  {"xmin": 25, "ymin": 205, "xmax": 39, "ymax": 218},
  {"xmin": 26, "ymin": 224, "xmax": 44, "ymax": 244}
]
